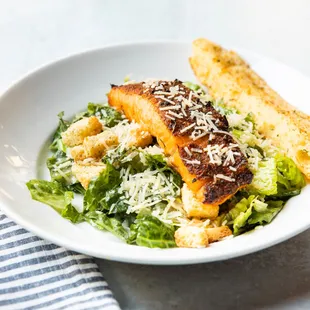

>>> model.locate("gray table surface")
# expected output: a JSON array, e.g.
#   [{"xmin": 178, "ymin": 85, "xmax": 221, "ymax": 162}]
[
  {"xmin": 1, "ymin": 1, "xmax": 310, "ymax": 309},
  {"xmin": 96, "ymin": 232, "xmax": 310, "ymax": 310}
]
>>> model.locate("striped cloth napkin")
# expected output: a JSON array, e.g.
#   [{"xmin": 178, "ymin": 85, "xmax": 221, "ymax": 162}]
[{"xmin": 0, "ymin": 211, "xmax": 120, "ymax": 310}]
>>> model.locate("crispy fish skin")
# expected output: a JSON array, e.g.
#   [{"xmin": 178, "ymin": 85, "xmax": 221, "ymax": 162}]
[
  {"xmin": 190, "ymin": 38, "xmax": 310, "ymax": 179},
  {"xmin": 108, "ymin": 80, "xmax": 253, "ymax": 212}
]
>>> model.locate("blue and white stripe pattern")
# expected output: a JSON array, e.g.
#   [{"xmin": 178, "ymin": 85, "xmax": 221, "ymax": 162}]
[{"xmin": 0, "ymin": 211, "xmax": 120, "ymax": 310}]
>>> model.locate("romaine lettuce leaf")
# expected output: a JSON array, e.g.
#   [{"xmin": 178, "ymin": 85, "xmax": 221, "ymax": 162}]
[
  {"xmin": 248, "ymin": 158, "xmax": 278, "ymax": 195},
  {"xmin": 84, "ymin": 211, "xmax": 134, "ymax": 242},
  {"xmin": 231, "ymin": 129, "xmax": 258, "ymax": 148},
  {"xmin": 224, "ymin": 195, "xmax": 254, "ymax": 234},
  {"xmin": 46, "ymin": 151, "xmax": 74, "ymax": 185},
  {"xmin": 67, "ymin": 183, "xmax": 86, "ymax": 195},
  {"xmin": 46, "ymin": 151, "xmax": 84, "ymax": 194},
  {"xmin": 213, "ymin": 99, "xmax": 238, "ymax": 116},
  {"xmin": 83, "ymin": 163, "xmax": 121, "ymax": 212},
  {"xmin": 274, "ymin": 154, "xmax": 305, "ymax": 198},
  {"xmin": 50, "ymin": 112, "xmax": 70, "ymax": 153},
  {"xmin": 144, "ymin": 153, "xmax": 183, "ymax": 188},
  {"xmin": 131, "ymin": 213, "xmax": 176, "ymax": 248},
  {"xmin": 248, "ymin": 200, "xmax": 284, "ymax": 225},
  {"xmin": 183, "ymin": 81, "xmax": 202, "ymax": 92},
  {"xmin": 61, "ymin": 204, "xmax": 84, "ymax": 223},
  {"xmin": 226, "ymin": 196, "xmax": 252, "ymax": 221},
  {"xmin": 75, "ymin": 102, "xmax": 123, "ymax": 127},
  {"xmin": 89, "ymin": 103, "xmax": 123, "ymax": 127},
  {"xmin": 101, "ymin": 188, "xmax": 128, "ymax": 214},
  {"xmin": 26, "ymin": 179, "xmax": 74, "ymax": 214},
  {"xmin": 233, "ymin": 205, "xmax": 253, "ymax": 235},
  {"xmin": 245, "ymin": 153, "xmax": 305, "ymax": 199},
  {"xmin": 103, "ymin": 147, "xmax": 146, "ymax": 172},
  {"xmin": 252, "ymin": 199, "xmax": 268, "ymax": 212},
  {"xmin": 223, "ymin": 195, "xmax": 283, "ymax": 235}
]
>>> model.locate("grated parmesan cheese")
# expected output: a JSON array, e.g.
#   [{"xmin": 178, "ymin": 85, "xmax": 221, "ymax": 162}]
[
  {"xmin": 184, "ymin": 146, "xmax": 192, "ymax": 157},
  {"xmin": 214, "ymin": 174, "xmax": 235, "ymax": 182}
]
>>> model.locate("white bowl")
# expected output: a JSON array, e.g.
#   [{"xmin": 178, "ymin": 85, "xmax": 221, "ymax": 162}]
[{"xmin": 0, "ymin": 42, "xmax": 309, "ymax": 265}]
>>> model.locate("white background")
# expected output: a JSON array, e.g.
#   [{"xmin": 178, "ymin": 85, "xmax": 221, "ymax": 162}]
[{"xmin": 1, "ymin": 1, "xmax": 310, "ymax": 309}]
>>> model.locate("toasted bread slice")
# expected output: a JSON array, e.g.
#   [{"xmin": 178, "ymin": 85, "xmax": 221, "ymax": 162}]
[{"xmin": 190, "ymin": 38, "xmax": 310, "ymax": 178}]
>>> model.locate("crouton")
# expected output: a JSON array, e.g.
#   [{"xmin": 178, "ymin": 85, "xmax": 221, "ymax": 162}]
[
  {"xmin": 62, "ymin": 116, "xmax": 102, "ymax": 147},
  {"xmin": 181, "ymin": 184, "xmax": 219, "ymax": 219},
  {"xmin": 72, "ymin": 163, "xmax": 105, "ymax": 189},
  {"xmin": 175, "ymin": 225, "xmax": 209, "ymax": 248},
  {"xmin": 127, "ymin": 124, "xmax": 153, "ymax": 148},
  {"xmin": 113, "ymin": 122, "xmax": 153, "ymax": 148},
  {"xmin": 71, "ymin": 145, "xmax": 86, "ymax": 161},
  {"xmin": 206, "ymin": 226, "xmax": 232, "ymax": 243},
  {"xmin": 83, "ymin": 130, "xmax": 119, "ymax": 158}
]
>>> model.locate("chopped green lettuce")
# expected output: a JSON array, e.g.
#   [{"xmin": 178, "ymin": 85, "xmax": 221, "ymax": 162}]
[
  {"xmin": 245, "ymin": 154, "xmax": 305, "ymax": 199},
  {"xmin": 233, "ymin": 205, "xmax": 253, "ymax": 235},
  {"xmin": 75, "ymin": 102, "xmax": 123, "ymax": 127},
  {"xmin": 131, "ymin": 213, "xmax": 176, "ymax": 248},
  {"xmin": 26, "ymin": 180, "xmax": 75, "ymax": 215},
  {"xmin": 223, "ymin": 195, "xmax": 284, "ymax": 235},
  {"xmin": 83, "ymin": 163, "xmax": 121, "ymax": 212},
  {"xmin": 276, "ymin": 155, "xmax": 305, "ymax": 187},
  {"xmin": 61, "ymin": 204, "xmax": 84, "ymax": 223},
  {"xmin": 102, "ymin": 187, "xmax": 128, "ymax": 214},
  {"xmin": 49, "ymin": 112, "xmax": 70, "ymax": 153},
  {"xmin": 231, "ymin": 128, "xmax": 258, "ymax": 148},
  {"xmin": 274, "ymin": 154, "xmax": 305, "ymax": 198},
  {"xmin": 248, "ymin": 158, "xmax": 278, "ymax": 195},
  {"xmin": 213, "ymin": 99, "xmax": 238, "ymax": 116},
  {"xmin": 46, "ymin": 151, "xmax": 84, "ymax": 194},
  {"xmin": 248, "ymin": 201, "xmax": 284, "ymax": 226},
  {"xmin": 46, "ymin": 151, "xmax": 74, "ymax": 185},
  {"xmin": 123, "ymin": 75, "xmax": 131, "ymax": 83},
  {"xmin": 88, "ymin": 103, "xmax": 123, "ymax": 127},
  {"xmin": 183, "ymin": 81, "xmax": 202, "ymax": 92},
  {"xmin": 143, "ymin": 153, "xmax": 183, "ymax": 188},
  {"xmin": 84, "ymin": 211, "xmax": 133, "ymax": 242},
  {"xmin": 67, "ymin": 183, "xmax": 86, "ymax": 195},
  {"xmin": 103, "ymin": 147, "xmax": 146, "ymax": 172}
]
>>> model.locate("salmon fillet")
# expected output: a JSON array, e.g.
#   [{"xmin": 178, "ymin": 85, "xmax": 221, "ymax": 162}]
[
  {"xmin": 108, "ymin": 80, "xmax": 253, "ymax": 215},
  {"xmin": 190, "ymin": 38, "xmax": 310, "ymax": 179}
]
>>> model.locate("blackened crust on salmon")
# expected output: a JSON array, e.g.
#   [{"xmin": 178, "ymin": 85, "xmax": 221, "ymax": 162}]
[
  {"xmin": 112, "ymin": 83, "xmax": 144, "ymax": 95},
  {"xmin": 178, "ymin": 134, "xmax": 245, "ymax": 178},
  {"xmin": 179, "ymin": 133, "xmax": 253, "ymax": 204},
  {"xmin": 114, "ymin": 80, "xmax": 228, "ymax": 137},
  {"xmin": 202, "ymin": 166, "xmax": 253, "ymax": 204}
]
